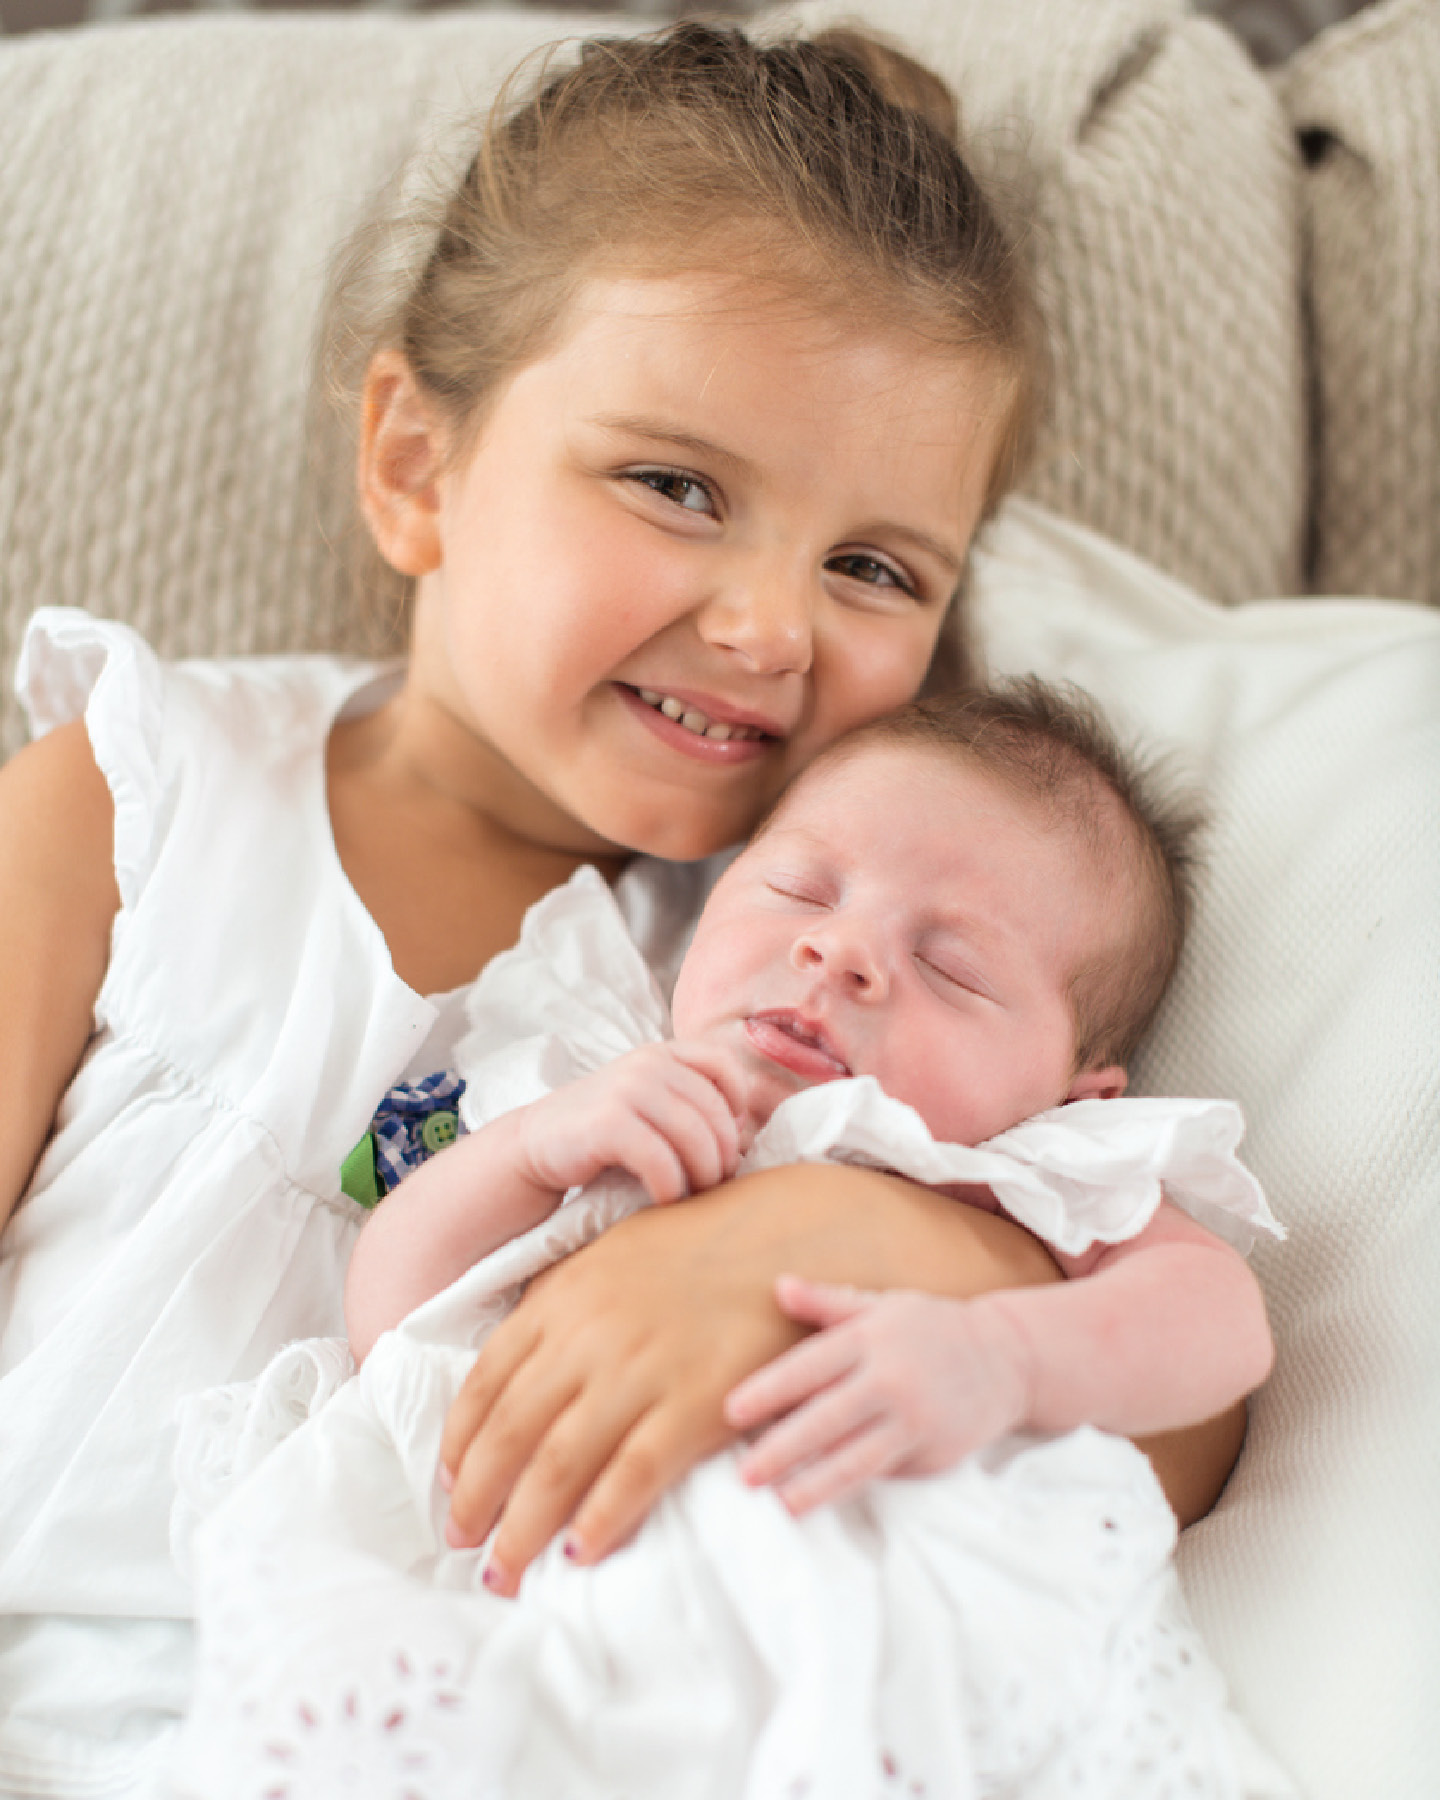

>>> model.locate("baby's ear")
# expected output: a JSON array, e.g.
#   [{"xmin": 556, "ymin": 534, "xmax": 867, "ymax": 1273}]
[
  {"xmin": 1064, "ymin": 1063, "xmax": 1128, "ymax": 1104},
  {"xmin": 358, "ymin": 350, "xmax": 447, "ymax": 577}
]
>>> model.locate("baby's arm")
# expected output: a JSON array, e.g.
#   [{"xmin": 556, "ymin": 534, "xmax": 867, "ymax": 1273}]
[
  {"xmin": 726, "ymin": 1198, "xmax": 1272, "ymax": 1513},
  {"xmin": 344, "ymin": 1040, "xmax": 749, "ymax": 1363},
  {"xmin": 0, "ymin": 721, "xmax": 119, "ymax": 1240}
]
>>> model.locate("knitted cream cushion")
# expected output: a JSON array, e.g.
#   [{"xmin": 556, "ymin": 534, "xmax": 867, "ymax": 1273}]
[
  {"xmin": 1281, "ymin": 0, "xmax": 1440, "ymax": 604},
  {"xmin": 974, "ymin": 497, "xmax": 1440, "ymax": 1800},
  {"xmin": 794, "ymin": 0, "xmax": 1306, "ymax": 606},
  {"xmin": 0, "ymin": 0, "xmax": 1304, "ymax": 759}
]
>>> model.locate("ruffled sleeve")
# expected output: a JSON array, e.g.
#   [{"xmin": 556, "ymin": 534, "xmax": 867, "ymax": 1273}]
[
  {"xmin": 14, "ymin": 607, "xmax": 165, "ymax": 911},
  {"xmin": 454, "ymin": 865, "xmax": 669, "ymax": 1129},
  {"xmin": 746, "ymin": 1082, "xmax": 1286, "ymax": 1257}
]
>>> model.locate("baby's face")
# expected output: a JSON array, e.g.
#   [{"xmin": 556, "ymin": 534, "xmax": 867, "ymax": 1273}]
[{"xmin": 670, "ymin": 742, "xmax": 1127, "ymax": 1144}]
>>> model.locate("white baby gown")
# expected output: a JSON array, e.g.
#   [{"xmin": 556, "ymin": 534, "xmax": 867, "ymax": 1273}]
[
  {"xmin": 165, "ymin": 868, "xmax": 1294, "ymax": 1800},
  {"xmin": 0, "ymin": 612, "xmax": 714, "ymax": 1800}
]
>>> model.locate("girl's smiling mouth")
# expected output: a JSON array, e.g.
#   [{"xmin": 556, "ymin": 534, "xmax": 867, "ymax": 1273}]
[
  {"xmin": 745, "ymin": 1011, "xmax": 852, "ymax": 1082},
  {"xmin": 618, "ymin": 683, "xmax": 781, "ymax": 762}
]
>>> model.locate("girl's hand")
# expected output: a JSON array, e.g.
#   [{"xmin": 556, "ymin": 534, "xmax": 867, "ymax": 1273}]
[
  {"xmin": 438, "ymin": 1166, "xmax": 1061, "ymax": 1594},
  {"xmin": 514, "ymin": 1041, "xmax": 751, "ymax": 1205},
  {"xmin": 440, "ymin": 1179, "xmax": 807, "ymax": 1593},
  {"xmin": 726, "ymin": 1277, "xmax": 1032, "ymax": 1513}
]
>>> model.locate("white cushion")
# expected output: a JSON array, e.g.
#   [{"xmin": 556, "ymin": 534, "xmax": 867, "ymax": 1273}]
[{"xmin": 971, "ymin": 496, "xmax": 1440, "ymax": 1800}]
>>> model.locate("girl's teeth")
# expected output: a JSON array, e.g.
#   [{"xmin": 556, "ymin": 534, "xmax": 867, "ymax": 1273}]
[{"xmin": 635, "ymin": 688, "xmax": 758, "ymax": 741}]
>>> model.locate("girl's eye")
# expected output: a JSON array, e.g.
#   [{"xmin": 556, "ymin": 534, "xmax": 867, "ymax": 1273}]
[
  {"xmin": 630, "ymin": 469, "xmax": 716, "ymax": 516},
  {"xmin": 827, "ymin": 551, "xmax": 916, "ymax": 595}
]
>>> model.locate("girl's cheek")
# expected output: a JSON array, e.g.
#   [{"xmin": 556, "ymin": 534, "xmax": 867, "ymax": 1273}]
[{"xmin": 828, "ymin": 631, "xmax": 941, "ymax": 727}]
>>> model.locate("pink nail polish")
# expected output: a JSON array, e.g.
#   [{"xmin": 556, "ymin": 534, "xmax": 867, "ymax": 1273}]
[
  {"xmin": 562, "ymin": 1534, "xmax": 582, "ymax": 1562},
  {"xmin": 482, "ymin": 1559, "xmax": 507, "ymax": 1593}
]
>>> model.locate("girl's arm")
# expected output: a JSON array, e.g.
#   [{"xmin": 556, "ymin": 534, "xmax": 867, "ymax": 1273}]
[
  {"xmin": 439, "ymin": 1163, "xmax": 1065, "ymax": 1592},
  {"xmin": 346, "ymin": 1040, "xmax": 749, "ymax": 1363},
  {"xmin": 724, "ymin": 1200, "xmax": 1272, "ymax": 1511},
  {"xmin": 440, "ymin": 1171, "xmax": 1255, "ymax": 1592},
  {"xmin": 0, "ymin": 721, "xmax": 119, "ymax": 1239}
]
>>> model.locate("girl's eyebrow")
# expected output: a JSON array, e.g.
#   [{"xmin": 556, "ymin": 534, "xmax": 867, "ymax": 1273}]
[
  {"xmin": 591, "ymin": 413, "xmax": 751, "ymax": 475},
  {"xmin": 862, "ymin": 523, "xmax": 963, "ymax": 578}
]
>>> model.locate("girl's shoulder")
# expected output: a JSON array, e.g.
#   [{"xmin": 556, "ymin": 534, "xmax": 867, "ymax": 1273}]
[
  {"xmin": 16, "ymin": 608, "xmax": 398, "ymax": 908},
  {"xmin": 17, "ymin": 607, "xmax": 395, "ymax": 754}
]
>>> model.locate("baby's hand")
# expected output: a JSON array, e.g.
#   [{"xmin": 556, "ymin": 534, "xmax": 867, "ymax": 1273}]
[
  {"xmin": 724, "ymin": 1276, "xmax": 1033, "ymax": 1513},
  {"xmin": 514, "ymin": 1041, "xmax": 752, "ymax": 1205}
]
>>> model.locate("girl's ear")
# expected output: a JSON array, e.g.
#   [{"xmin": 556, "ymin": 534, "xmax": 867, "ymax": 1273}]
[
  {"xmin": 1064, "ymin": 1064, "xmax": 1128, "ymax": 1104},
  {"xmin": 358, "ymin": 350, "xmax": 448, "ymax": 578}
]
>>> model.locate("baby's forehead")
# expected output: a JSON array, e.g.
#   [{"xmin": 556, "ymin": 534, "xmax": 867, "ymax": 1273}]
[
  {"xmin": 765, "ymin": 736, "xmax": 1136, "ymax": 890},
  {"xmin": 769, "ymin": 737, "xmax": 1053, "ymax": 828}
]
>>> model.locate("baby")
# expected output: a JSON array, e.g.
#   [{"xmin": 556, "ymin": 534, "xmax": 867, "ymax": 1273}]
[
  {"xmin": 169, "ymin": 681, "xmax": 1287, "ymax": 1800},
  {"xmin": 347, "ymin": 679, "xmax": 1276, "ymax": 1513}
]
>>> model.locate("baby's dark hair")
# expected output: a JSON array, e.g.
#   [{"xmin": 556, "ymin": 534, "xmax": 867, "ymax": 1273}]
[
  {"xmin": 807, "ymin": 679, "xmax": 1206, "ymax": 1070},
  {"xmin": 324, "ymin": 20, "xmax": 1045, "ymax": 630}
]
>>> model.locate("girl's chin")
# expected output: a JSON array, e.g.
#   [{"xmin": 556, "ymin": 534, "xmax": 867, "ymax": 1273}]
[{"xmin": 593, "ymin": 790, "xmax": 772, "ymax": 864}]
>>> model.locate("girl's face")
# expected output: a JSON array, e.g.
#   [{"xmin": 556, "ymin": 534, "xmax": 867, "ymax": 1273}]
[{"xmin": 389, "ymin": 272, "xmax": 1008, "ymax": 862}]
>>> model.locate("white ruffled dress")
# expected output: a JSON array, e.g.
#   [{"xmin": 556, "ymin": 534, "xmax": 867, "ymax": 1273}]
[
  {"xmin": 164, "ymin": 865, "xmax": 1292, "ymax": 1800},
  {"xmin": 0, "ymin": 611, "xmax": 712, "ymax": 1800}
]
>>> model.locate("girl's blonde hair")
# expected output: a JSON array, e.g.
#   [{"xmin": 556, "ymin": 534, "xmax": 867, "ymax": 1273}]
[{"xmin": 324, "ymin": 21, "xmax": 1045, "ymax": 633}]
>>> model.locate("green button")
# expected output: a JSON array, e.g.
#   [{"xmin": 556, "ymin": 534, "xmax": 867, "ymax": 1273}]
[{"xmin": 420, "ymin": 1109, "xmax": 460, "ymax": 1154}]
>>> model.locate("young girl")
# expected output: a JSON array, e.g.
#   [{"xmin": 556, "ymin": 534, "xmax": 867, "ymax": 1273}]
[
  {"xmin": 0, "ymin": 22, "xmax": 1237, "ymax": 1794},
  {"xmin": 167, "ymin": 686, "xmax": 1286, "ymax": 1798}
]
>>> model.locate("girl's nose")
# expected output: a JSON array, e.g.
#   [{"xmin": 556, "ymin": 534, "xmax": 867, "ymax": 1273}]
[
  {"xmin": 697, "ymin": 567, "xmax": 815, "ymax": 677},
  {"xmin": 792, "ymin": 923, "xmax": 886, "ymax": 998}
]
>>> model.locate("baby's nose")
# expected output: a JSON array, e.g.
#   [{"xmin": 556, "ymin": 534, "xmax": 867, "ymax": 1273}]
[{"xmin": 793, "ymin": 926, "xmax": 884, "ymax": 994}]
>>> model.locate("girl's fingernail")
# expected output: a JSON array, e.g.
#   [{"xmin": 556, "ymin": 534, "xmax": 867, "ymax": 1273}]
[
  {"xmin": 482, "ymin": 1557, "xmax": 508, "ymax": 1593},
  {"xmin": 562, "ymin": 1533, "xmax": 582, "ymax": 1562},
  {"xmin": 444, "ymin": 1513, "xmax": 472, "ymax": 1549},
  {"xmin": 437, "ymin": 1462, "xmax": 454, "ymax": 1493}
]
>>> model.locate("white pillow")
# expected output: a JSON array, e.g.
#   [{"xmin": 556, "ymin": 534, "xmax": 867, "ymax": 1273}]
[{"xmin": 970, "ymin": 497, "xmax": 1440, "ymax": 1800}]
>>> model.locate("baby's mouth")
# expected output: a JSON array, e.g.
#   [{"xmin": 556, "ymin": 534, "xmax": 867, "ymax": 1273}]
[
  {"xmin": 631, "ymin": 687, "xmax": 769, "ymax": 743},
  {"xmin": 745, "ymin": 1012, "xmax": 851, "ymax": 1083}
]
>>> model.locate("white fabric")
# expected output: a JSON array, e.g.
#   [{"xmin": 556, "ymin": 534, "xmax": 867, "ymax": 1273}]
[
  {"xmin": 969, "ymin": 498, "xmax": 1440, "ymax": 1800},
  {"xmin": 0, "ymin": 611, "xmax": 716, "ymax": 1800},
  {"xmin": 173, "ymin": 1444, "xmax": 1287, "ymax": 1800},
  {"xmin": 164, "ymin": 866, "xmax": 1285, "ymax": 1800}
]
